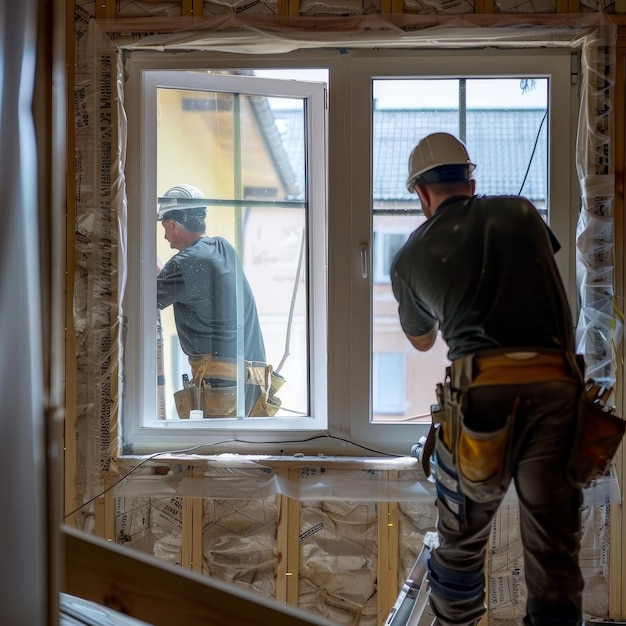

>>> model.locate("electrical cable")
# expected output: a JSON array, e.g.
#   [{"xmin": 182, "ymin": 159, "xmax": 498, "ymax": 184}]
[{"xmin": 518, "ymin": 110, "xmax": 547, "ymax": 196}]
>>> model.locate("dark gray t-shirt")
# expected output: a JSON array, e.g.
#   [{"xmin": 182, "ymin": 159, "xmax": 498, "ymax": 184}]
[
  {"xmin": 390, "ymin": 195, "xmax": 574, "ymax": 361},
  {"xmin": 157, "ymin": 237, "xmax": 266, "ymax": 362}
]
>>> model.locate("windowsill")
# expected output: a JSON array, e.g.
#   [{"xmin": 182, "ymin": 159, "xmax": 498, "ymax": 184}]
[{"xmin": 113, "ymin": 453, "xmax": 437, "ymax": 503}]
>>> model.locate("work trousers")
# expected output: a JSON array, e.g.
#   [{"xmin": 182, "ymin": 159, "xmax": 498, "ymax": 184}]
[{"xmin": 429, "ymin": 359, "xmax": 584, "ymax": 626}]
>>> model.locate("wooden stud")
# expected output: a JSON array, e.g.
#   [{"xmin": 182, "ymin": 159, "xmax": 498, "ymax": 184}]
[
  {"xmin": 278, "ymin": 0, "xmax": 290, "ymax": 15},
  {"xmin": 377, "ymin": 501, "xmax": 399, "ymax": 626},
  {"xmin": 182, "ymin": 498, "xmax": 194, "ymax": 569},
  {"xmin": 192, "ymin": 498, "xmax": 203, "ymax": 573},
  {"xmin": 276, "ymin": 469, "xmax": 301, "ymax": 606},
  {"xmin": 94, "ymin": 475, "xmax": 116, "ymax": 541}
]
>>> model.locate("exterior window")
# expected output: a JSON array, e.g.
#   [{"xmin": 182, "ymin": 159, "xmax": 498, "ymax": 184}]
[
  {"xmin": 123, "ymin": 50, "xmax": 577, "ymax": 454},
  {"xmin": 370, "ymin": 76, "xmax": 550, "ymax": 424},
  {"xmin": 372, "ymin": 352, "xmax": 406, "ymax": 416},
  {"xmin": 373, "ymin": 232, "xmax": 409, "ymax": 284}
]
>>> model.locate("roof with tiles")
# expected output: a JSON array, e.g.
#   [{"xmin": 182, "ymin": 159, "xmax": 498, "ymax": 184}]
[{"xmin": 271, "ymin": 107, "xmax": 549, "ymax": 205}]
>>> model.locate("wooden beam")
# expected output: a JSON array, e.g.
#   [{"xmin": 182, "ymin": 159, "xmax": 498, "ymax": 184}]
[
  {"xmin": 475, "ymin": 0, "xmax": 495, "ymax": 13},
  {"xmin": 63, "ymin": 526, "xmax": 333, "ymax": 626},
  {"xmin": 377, "ymin": 501, "xmax": 399, "ymax": 626},
  {"xmin": 182, "ymin": 497, "xmax": 203, "ymax": 572},
  {"xmin": 182, "ymin": 0, "xmax": 203, "ymax": 16},
  {"xmin": 276, "ymin": 469, "xmax": 300, "ymax": 605},
  {"xmin": 94, "ymin": 476, "xmax": 116, "ymax": 541}
]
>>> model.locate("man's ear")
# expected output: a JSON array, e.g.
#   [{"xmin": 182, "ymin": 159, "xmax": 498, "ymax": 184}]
[{"xmin": 415, "ymin": 184, "xmax": 430, "ymax": 211}]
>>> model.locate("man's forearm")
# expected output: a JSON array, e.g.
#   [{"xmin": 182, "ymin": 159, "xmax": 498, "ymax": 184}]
[{"xmin": 405, "ymin": 325, "xmax": 438, "ymax": 351}]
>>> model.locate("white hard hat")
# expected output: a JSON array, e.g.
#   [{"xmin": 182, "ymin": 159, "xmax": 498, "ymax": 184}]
[
  {"xmin": 157, "ymin": 184, "xmax": 207, "ymax": 220},
  {"xmin": 406, "ymin": 132, "xmax": 476, "ymax": 193}
]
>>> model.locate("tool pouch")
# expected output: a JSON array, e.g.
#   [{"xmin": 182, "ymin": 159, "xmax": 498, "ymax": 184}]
[
  {"xmin": 431, "ymin": 377, "xmax": 467, "ymax": 530},
  {"xmin": 456, "ymin": 393, "xmax": 517, "ymax": 503},
  {"xmin": 434, "ymin": 427, "xmax": 467, "ymax": 531},
  {"xmin": 174, "ymin": 365, "xmax": 284, "ymax": 419},
  {"xmin": 433, "ymin": 366, "xmax": 517, "ymax": 504},
  {"xmin": 248, "ymin": 368, "xmax": 283, "ymax": 417},
  {"xmin": 567, "ymin": 384, "xmax": 626, "ymax": 488},
  {"xmin": 174, "ymin": 385, "xmax": 200, "ymax": 419},
  {"xmin": 174, "ymin": 384, "xmax": 238, "ymax": 418}
]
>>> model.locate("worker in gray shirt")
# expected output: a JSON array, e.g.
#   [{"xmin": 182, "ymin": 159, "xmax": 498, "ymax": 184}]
[
  {"xmin": 391, "ymin": 133, "xmax": 584, "ymax": 626},
  {"xmin": 157, "ymin": 184, "xmax": 278, "ymax": 418}
]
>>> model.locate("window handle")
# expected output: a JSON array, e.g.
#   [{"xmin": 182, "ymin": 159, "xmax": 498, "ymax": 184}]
[{"xmin": 360, "ymin": 242, "xmax": 368, "ymax": 279}]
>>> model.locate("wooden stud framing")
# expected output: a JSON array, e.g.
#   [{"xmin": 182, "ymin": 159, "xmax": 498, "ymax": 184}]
[
  {"xmin": 381, "ymin": 0, "xmax": 403, "ymax": 12},
  {"xmin": 182, "ymin": 497, "xmax": 203, "ymax": 572},
  {"xmin": 377, "ymin": 501, "xmax": 399, "ymax": 626},
  {"xmin": 289, "ymin": 0, "xmax": 301, "ymax": 15},
  {"xmin": 94, "ymin": 476, "xmax": 116, "ymax": 541},
  {"xmin": 182, "ymin": 0, "xmax": 203, "ymax": 16},
  {"xmin": 276, "ymin": 469, "xmax": 301, "ymax": 606},
  {"xmin": 475, "ymin": 0, "xmax": 495, "ymax": 13}
]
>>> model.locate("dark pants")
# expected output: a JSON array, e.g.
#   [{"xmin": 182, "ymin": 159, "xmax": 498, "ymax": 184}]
[{"xmin": 429, "ymin": 378, "xmax": 584, "ymax": 626}]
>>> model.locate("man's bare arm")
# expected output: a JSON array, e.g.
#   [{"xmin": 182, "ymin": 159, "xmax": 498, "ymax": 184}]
[{"xmin": 405, "ymin": 325, "xmax": 438, "ymax": 351}]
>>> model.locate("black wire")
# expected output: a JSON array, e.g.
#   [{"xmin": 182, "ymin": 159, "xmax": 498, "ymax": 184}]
[
  {"xmin": 518, "ymin": 110, "xmax": 547, "ymax": 196},
  {"xmin": 63, "ymin": 442, "xmax": 216, "ymax": 519},
  {"xmin": 63, "ymin": 434, "xmax": 404, "ymax": 519}
]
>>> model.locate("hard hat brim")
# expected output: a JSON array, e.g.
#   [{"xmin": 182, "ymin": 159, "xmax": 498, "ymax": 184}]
[{"xmin": 156, "ymin": 197, "xmax": 208, "ymax": 220}]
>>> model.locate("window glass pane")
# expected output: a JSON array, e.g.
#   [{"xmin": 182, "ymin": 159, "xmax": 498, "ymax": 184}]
[
  {"xmin": 372, "ymin": 352, "xmax": 405, "ymax": 415},
  {"xmin": 155, "ymin": 84, "xmax": 310, "ymax": 420},
  {"xmin": 371, "ymin": 77, "xmax": 549, "ymax": 423}
]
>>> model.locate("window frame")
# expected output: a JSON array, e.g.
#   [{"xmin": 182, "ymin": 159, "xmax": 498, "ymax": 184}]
[{"xmin": 123, "ymin": 48, "xmax": 579, "ymax": 456}]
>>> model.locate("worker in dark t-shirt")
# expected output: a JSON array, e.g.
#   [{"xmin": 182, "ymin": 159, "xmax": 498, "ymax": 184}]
[
  {"xmin": 391, "ymin": 133, "xmax": 584, "ymax": 626},
  {"xmin": 157, "ymin": 184, "xmax": 277, "ymax": 417}
]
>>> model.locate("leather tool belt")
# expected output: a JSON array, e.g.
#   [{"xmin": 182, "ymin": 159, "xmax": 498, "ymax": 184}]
[{"xmin": 174, "ymin": 354, "xmax": 284, "ymax": 419}]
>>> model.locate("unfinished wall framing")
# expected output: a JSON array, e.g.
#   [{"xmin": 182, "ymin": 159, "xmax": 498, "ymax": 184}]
[{"xmin": 66, "ymin": 2, "xmax": 626, "ymax": 625}]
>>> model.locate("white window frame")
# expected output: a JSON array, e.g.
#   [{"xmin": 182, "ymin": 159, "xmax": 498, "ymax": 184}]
[
  {"xmin": 347, "ymin": 49, "xmax": 578, "ymax": 451},
  {"xmin": 124, "ymin": 64, "xmax": 328, "ymax": 452},
  {"xmin": 123, "ymin": 48, "xmax": 578, "ymax": 456}
]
